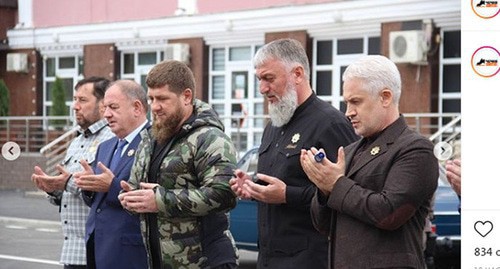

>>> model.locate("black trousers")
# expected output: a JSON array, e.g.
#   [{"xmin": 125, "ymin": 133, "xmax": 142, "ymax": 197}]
[
  {"xmin": 85, "ymin": 232, "xmax": 97, "ymax": 269},
  {"xmin": 63, "ymin": 265, "xmax": 86, "ymax": 269}
]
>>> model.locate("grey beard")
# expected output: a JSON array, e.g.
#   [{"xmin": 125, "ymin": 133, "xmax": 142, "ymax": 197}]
[{"xmin": 269, "ymin": 85, "xmax": 298, "ymax": 127}]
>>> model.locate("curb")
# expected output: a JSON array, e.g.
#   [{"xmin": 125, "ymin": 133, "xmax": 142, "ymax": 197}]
[
  {"xmin": 0, "ymin": 216, "xmax": 60, "ymax": 227},
  {"xmin": 24, "ymin": 190, "xmax": 49, "ymax": 199}
]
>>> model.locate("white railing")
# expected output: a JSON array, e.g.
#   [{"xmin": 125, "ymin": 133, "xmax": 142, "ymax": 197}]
[
  {"xmin": 403, "ymin": 113, "xmax": 461, "ymax": 139},
  {"xmin": 2, "ymin": 113, "xmax": 461, "ymax": 175},
  {"xmin": 0, "ymin": 116, "xmax": 74, "ymax": 154},
  {"xmin": 39, "ymin": 126, "xmax": 79, "ymax": 176},
  {"xmin": 1, "ymin": 113, "xmax": 461, "ymax": 154}
]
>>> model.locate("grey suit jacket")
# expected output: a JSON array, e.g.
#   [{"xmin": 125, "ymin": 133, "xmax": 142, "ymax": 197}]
[{"xmin": 311, "ymin": 116, "xmax": 438, "ymax": 269}]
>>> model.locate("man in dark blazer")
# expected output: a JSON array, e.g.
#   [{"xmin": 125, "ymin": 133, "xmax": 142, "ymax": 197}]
[
  {"xmin": 300, "ymin": 55, "xmax": 438, "ymax": 269},
  {"xmin": 74, "ymin": 80, "xmax": 150, "ymax": 269}
]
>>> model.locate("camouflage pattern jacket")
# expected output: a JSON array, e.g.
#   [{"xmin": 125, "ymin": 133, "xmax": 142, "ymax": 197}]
[{"xmin": 128, "ymin": 99, "xmax": 238, "ymax": 269}]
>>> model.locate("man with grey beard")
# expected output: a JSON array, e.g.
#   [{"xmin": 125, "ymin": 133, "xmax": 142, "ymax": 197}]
[{"xmin": 230, "ymin": 38, "xmax": 358, "ymax": 268}]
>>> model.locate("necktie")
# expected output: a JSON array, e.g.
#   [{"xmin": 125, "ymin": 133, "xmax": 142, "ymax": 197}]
[{"xmin": 110, "ymin": 139, "xmax": 127, "ymax": 171}]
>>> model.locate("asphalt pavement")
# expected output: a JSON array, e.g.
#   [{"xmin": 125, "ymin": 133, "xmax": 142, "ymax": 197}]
[
  {"xmin": 0, "ymin": 189, "xmax": 257, "ymax": 268},
  {"xmin": 0, "ymin": 190, "xmax": 60, "ymax": 221}
]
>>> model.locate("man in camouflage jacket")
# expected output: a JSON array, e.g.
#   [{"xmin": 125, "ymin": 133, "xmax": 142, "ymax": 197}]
[{"xmin": 119, "ymin": 60, "xmax": 238, "ymax": 269}]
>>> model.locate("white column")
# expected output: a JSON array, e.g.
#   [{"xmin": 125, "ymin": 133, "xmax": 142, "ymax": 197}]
[{"xmin": 17, "ymin": 0, "xmax": 33, "ymax": 28}]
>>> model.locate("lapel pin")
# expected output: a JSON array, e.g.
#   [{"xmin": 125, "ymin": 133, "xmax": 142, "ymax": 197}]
[
  {"xmin": 291, "ymin": 133, "xmax": 300, "ymax": 144},
  {"xmin": 127, "ymin": 149, "xmax": 135, "ymax": 157},
  {"xmin": 370, "ymin": 146, "xmax": 380, "ymax": 156}
]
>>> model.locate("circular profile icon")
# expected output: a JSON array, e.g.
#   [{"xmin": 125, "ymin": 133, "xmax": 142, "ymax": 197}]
[
  {"xmin": 471, "ymin": 0, "xmax": 500, "ymax": 19},
  {"xmin": 471, "ymin": 46, "xmax": 500, "ymax": 78}
]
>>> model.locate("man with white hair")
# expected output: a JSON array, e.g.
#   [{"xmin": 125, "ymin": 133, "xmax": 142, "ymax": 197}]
[{"xmin": 300, "ymin": 55, "xmax": 439, "ymax": 268}]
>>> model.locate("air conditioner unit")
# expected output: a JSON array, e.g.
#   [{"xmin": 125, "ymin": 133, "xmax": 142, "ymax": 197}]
[
  {"xmin": 6, "ymin": 53, "xmax": 29, "ymax": 73},
  {"xmin": 389, "ymin": 30, "xmax": 427, "ymax": 64},
  {"xmin": 164, "ymin": 43, "xmax": 190, "ymax": 64}
]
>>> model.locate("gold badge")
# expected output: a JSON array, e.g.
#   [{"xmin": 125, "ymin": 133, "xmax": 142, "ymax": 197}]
[
  {"xmin": 291, "ymin": 133, "xmax": 300, "ymax": 144},
  {"xmin": 89, "ymin": 141, "xmax": 99, "ymax": 153},
  {"xmin": 127, "ymin": 149, "xmax": 135, "ymax": 157},
  {"xmin": 370, "ymin": 146, "xmax": 380, "ymax": 156}
]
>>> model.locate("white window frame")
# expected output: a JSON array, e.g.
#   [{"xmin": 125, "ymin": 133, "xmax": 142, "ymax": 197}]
[
  {"xmin": 43, "ymin": 54, "xmax": 83, "ymax": 124},
  {"xmin": 312, "ymin": 36, "xmax": 377, "ymax": 110},
  {"xmin": 209, "ymin": 44, "xmax": 264, "ymax": 154}
]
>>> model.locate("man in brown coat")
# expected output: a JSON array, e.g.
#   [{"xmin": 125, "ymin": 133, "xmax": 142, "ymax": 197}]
[{"xmin": 300, "ymin": 55, "xmax": 438, "ymax": 269}]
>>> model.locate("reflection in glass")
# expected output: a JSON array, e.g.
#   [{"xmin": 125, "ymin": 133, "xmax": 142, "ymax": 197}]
[
  {"xmin": 232, "ymin": 72, "xmax": 247, "ymax": 99},
  {"xmin": 213, "ymin": 48, "xmax": 225, "ymax": 71},
  {"xmin": 212, "ymin": 76, "xmax": 225, "ymax": 99}
]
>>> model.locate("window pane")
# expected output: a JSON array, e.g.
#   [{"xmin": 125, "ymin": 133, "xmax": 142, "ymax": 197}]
[
  {"xmin": 61, "ymin": 78, "xmax": 74, "ymax": 102},
  {"xmin": 337, "ymin": 38, "xmax": 363, "ymax": 55},
  {"xmin": 59, "ymin": 57, "xmax": 75, "ymax": 69},
  {"xmin": 212, "ymin": 48, "xmax": 225, "ymax": 71},
  {"xmin": 339, "ymin": 66, "xmax": 348, "ymax": 96},
  {"xmin": 443, "ymin": 31, "xmax": 461, "ymax": 58},
  {"xmin": 212, "ymin": 76, "xmax": 225, "ymax": 99},
  {"xmin": 46, "ymin": 79, "xmax": 73, "ymax": 102},
  {"xmin": 141, "ymin": 75, "xmax": 148, "ymax": 90},
  {"xmin": 231, "ymin": 132, "xmax": 247, "ymax": 152},
  {"xmin": 212, "ymin": 104, "xmax": 224, "ymax": 116},
  {"xmin": 443, "ymin": 99, "xmax": 461, "ymax": 113},
  {"xmin": 255, "ymin": 45, "xmax": 262, "ymax": 55},
  {"xmin": 229, "ymin": 46, "xmax": 251, "ymax": 61},
  {"xmin": 316, "ymin": 71, "xmax": 332, "ymax": 96},
  {"xmin": 254, "ymin": 103, "xmax": 264, "ymax": 128},
  {"xmin": 253, "ymin": 132, "xmax": 262, "ymax": 147},
  {"xmin": 232, "ymin": 72, "xmax": 247, "ymax": 99},
  {"xmin": 254, "ymin": 76, "xmax": 260, "ymax": 98},
  {"xmin": 368, "ymin": 37, "xmax": 380, "ymax": 55},
  {"xmin": 46, "ymin": 81, "xmax": 54, "ymax": 101},
  {"xmin": 78, "ymin": 56, "xmax": 83, "ymax": 76},
  {"xmin": 232, "ymin": 103, "xmax": 246, "ymax": 128},
  {"xmin": 317, "ymin": 41, "xmax": 333, "ymax": 65},
  {"xmin": 138, "ymin": 52, "xmax": 156, "ymax": 65},
  {"xmin": 124, "ymin": 54, "xmax": 135, "ymax": 74},
  {"xmin": 46, "ymin": 58, "xmax": 55, "ymax": 77},
  {"xmin": 443, "ymin": 64, "xmax": 461, "ymax": 93},
  {"xmin": 339, "ymin": 101, "xmax": 347, "ymax": 114}
]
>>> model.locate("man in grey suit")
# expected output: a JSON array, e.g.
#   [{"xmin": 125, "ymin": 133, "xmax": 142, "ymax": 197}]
[{"xmin": 300, "ymin": 55, "xmax": 438, "ymax": 269}]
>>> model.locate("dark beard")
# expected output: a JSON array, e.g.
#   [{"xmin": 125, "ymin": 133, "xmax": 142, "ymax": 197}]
[{"xmin": 151, "ymin": 109, "xmax": 183, "ymax": 145}]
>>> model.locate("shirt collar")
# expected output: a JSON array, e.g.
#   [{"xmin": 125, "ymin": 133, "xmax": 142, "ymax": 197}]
[
  {"xmin": 122, "ymin": 120, "xmax": 149, "ymax": 144},
  {"xmin": 77, "ymin": 119, "xmax": 109, "ymax": 137}
]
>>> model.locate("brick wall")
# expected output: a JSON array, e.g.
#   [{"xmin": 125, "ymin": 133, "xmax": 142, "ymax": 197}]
[
  {"xmin": 169, "ymin": 38, "xmax": 208, "ymax": 102},
  {"xmin": 0, "ymin": 49, "xmax": 43, "ymax": 116},
  {"xmin": 83, "ymin": 43, "xmax": 118, "ymax": 80},
  {"xmin": 381, "ymin": 20, "xmax": 440, "ymax": 136},
  {"xmin": 0, "ymin": 154, "xmax": 47, "ymax": 190}
]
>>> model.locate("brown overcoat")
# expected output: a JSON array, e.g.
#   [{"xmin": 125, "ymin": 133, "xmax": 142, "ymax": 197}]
[{"xmin": 311, "ymin": 116, "xmax": 438, "ymax": 269}]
